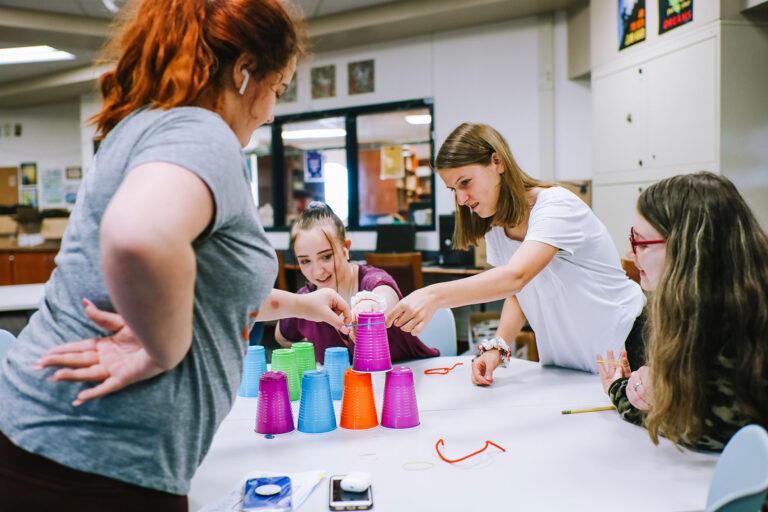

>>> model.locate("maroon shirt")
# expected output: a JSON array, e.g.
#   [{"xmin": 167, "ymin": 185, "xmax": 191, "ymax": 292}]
[{"xmin": 279, "ymin": 265, "xmax": 440, "ymax": 364}]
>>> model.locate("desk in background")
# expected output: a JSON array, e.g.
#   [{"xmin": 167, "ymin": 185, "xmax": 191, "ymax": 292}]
[{"xmin": 189, "ymin": 356, "xmax": 717, "ymax": 511}]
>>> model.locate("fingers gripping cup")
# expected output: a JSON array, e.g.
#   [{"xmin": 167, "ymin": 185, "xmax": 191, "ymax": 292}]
[
  {"xmin": 292, "ymin": 341, "xmax": 317, "ymax": 381},
  {"xmin": 270, "ymin": 348, "xmax": 300, "ymax": 401},
  {"xmin": 324, "ymin": 347, "xmax": 351, "ymax": 401},
  {"xmin": 297, "ymin": 370, "xmax": 337, "ymax": 434},
  {"xmin": 352, "ymin": 312, "xmax": 392, "ymax": 372},
  {"xmin": 238, "ymin": 345, "xmax": 267, "ymax": 398},
  {"xmin": 339, "ymin": 368, "xmax": 378, "ymax": 430},
  {"xmin": 381, "ymin": 366, "xmax": 420, "ymax": 429},
  {"xmin": 254, "ymin": 371, "xmax": 294, "ymax": 435}
]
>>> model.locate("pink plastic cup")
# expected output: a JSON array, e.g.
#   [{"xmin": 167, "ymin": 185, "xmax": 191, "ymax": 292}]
[
  {"xmin": 254, "ymin": 371, "xmax": 295, "ymax": 435},
  {"xmin": 352, "ymin": 312, "xmax": 392, "ymax": 372},
  {"xmin": 381, "ymin": 366, "xmax": 419, "ymax": 429}
]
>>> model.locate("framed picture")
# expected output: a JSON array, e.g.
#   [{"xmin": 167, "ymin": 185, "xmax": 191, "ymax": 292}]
[
  {"xmin": 21, "ymin": 187, "xmax": 38, "ymax": 207},
  {"xmin": 311, "ymin": 65, "xmax": 336, "ymax": 99},
  {"xmin": 20, "ymin": 162, "xmax": 37, "ymax": 185},
  {"xmin": 348, "ymin": 59, "xmax": 374, "ymax": 95},
  {"xmin": 66, "ymin": 166, "xmax": 83, "ymax": 180},
  {"xmin": 279, "ymin": 72, "xmax": 298, "ymax": 103},
  {"xmin": 618, "ymin": 0, "xmax": 646, "ymax": 50}
]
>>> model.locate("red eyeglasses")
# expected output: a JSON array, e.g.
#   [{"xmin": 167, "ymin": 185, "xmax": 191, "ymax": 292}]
[{"xmin": 629, "ymin": 227, "xmax": 665, "ymax": 255}]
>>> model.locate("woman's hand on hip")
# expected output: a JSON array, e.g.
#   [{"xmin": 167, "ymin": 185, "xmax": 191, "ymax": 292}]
[{"xmin": 31, "ymin": 298, "xmax": 164, "ymax": 406}]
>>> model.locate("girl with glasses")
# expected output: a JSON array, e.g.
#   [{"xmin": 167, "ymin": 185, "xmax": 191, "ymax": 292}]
[
  {"xmin": 387, "ymin": 122, "xmax": 646, "ymax": 381},
  {"xmin": 598, "ymin": 172, "xmax": 768, "ymax": 450}
]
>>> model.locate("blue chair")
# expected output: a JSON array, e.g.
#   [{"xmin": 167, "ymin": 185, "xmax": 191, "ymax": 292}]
[
  {"xmin": 417, "ymin": 308, "xmax": 457, "ymax": 356},
  {"xmin": 0, "ymin": 329, "xmax": 16, "ymax": 361},
  {"xmin": 705, "ymin": 424, "xmax": 768, "ymax": 512}
]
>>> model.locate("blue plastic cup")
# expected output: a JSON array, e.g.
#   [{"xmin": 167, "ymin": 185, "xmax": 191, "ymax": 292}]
[
  {"xmin": 297, "ymin": 370, "xmax": 336, "ymax": 434},
  {"xmin": 238, "ymin": 345, "xmax": 267, "ymax": 397},
  {"xmin": 323, "ymin": 347, "xmax": 350, "ymax": 401}
]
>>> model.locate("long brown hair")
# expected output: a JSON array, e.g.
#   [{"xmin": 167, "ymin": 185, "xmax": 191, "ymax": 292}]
[
  {"xmin": 640, "ymin": 172, "xmax": 768, "ymax": 445},
  {"xmin": 435, "ymin": 123, "xmax": 551, "ymax": 250},
  {"xmin": 91, "ymin": 0, "xmax": 305, "ymax": 138}
]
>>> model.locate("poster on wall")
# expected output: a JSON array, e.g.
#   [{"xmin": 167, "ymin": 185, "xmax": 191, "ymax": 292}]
[
  {"xmin": 380, "ymin": 145, "xmax": 404, "ymax": 180},
  {"xmin": 659, "ymin": 0, "xmax": 693, "ymax": 34},
  {"xmin": 41, "ymin": 168, "xmax": 64, "ymax": 206},
  {"xmin": 310, "ymin": 65, "xmax": 335, "ymax": 99},
  {"xmin": 20, "ymin": 187, "xmax": 37, "ymax": 208},
  {"xmin": 304, "ymin": 150, "xmax": 324, "ymax": 183},
  {"xmin": 618, "ymin": 0, "xmax": 646, "ymax": 50},
  {"xmin": 20, "ymin": 162, "xmax": 37, "ymax": 185},
  {"xmin": 348, "ymin": 59, "xmax": 374, "ymax": 95}
]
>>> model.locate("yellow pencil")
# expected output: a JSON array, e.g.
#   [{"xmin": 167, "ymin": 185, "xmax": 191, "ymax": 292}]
[
  {"xmin": 596, "ymin": 359, "xmax": 629, "ymax": 366},
  {"xmin": 561, "ymin": 406, "xmax": 616, "ymax": 415}
]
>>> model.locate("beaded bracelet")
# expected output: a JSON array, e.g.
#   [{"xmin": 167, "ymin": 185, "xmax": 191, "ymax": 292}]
[{"xmin": 475, "ymin": 336, "xmax": 512, "ymax": 368}]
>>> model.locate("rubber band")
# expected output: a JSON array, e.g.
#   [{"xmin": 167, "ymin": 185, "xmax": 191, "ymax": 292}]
[
  {"xmin": 424, "ymin": 362, "xmax": 464, "ymax": 375},
  {"xmin": 345, "ymin": 322, "xmax": 385, "ymax": 328},
  {"xmin": 435, "ymin": 438, "xmax": 505, "ymax": 463},
  {"xmin": 402, "ymin": 461, "xmax": 435, "ymax": 471}
]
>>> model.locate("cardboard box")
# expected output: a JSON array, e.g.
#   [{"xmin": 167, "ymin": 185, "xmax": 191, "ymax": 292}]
[
  {"xmin": 467, "ymin": 311, "xmax": 538, "ymax": 362},
  {"xmin": 40, "ymin": 218, "xmax": 69, "ymax": 240},
  {"xmin": 0, "ymin": 215, "xmax": 17, "ymax": 236}
]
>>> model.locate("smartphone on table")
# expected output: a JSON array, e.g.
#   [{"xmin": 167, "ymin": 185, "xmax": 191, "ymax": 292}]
[
  {"xmin": 242, "ymin": 476, "xmax": 291, "ymax": 512},
  {"xmin": 329, "ymin": 475, "xmax": 373, "ymax": 510}
]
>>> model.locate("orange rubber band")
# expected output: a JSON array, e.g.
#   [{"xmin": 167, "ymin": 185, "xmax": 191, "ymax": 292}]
[
  {"xmin": 424, "ymin": 362, "xmax": 463, "ymax": 375},
  {"xmin": 435, "ymin": 438, "xmax": 505, "ymax": 463}
]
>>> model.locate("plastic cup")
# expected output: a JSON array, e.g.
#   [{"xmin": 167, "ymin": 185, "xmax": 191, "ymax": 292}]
[
  {"xmin": 297, "ymin": 370, "xmax": 337, "ymax": 433},
  {"xmin": 323, "ymin": 347, "xmax": 351, "ymax": 400},
  {"xmin": 292, "ymin": 341, "xmax": 317, "ymax": 381},
  {"xmin": 352, "ymin": 312, "xmax": 392, "ymax": 372},
  {"xmin": 339, "ymin": 368, "xmax": 378, "ymax": 430},
  {"xmin": 270, "ymin": 348, "xmax": 300, "ymax": 401},
  {"xmin": 381, "ymin": 366, "xmax": 420, "ymax": 429},
  {"xmin": 254, "ymin": 371, "xmax": 294, "ymax": 435},
  {"xmin": 238, "ymin": 345, "xmax": 267, "ymax": 397}
]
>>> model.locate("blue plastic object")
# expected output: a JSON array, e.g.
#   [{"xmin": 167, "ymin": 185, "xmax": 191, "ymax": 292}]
[
  {"xmin": 418, "ymin": 308, "xmax": 457, "ymax": 356},
  {"xmin": 323, "ymin": 347, "xmax": 350, "ymax": 400},
  {"xmin": 238, "ymin": 345, "xmax": 267, "ymax": 397},
  {"xmin": 705, "ymin": 424, "xmax": 768, "ymax": 512},
  {"xmin": 297, "ymin": 370, "xmax": 336, "ymax": 434}
]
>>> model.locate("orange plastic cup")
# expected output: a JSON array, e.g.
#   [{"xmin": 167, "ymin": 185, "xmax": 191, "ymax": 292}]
[{"xmin": 339, "ymin": 368, "xmax": 378, "ymax": 429}]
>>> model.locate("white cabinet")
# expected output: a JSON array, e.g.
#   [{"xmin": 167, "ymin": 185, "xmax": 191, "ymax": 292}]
[{"xmin": 592, "ymin": 181, "xmax": 654, "ymax": 254}]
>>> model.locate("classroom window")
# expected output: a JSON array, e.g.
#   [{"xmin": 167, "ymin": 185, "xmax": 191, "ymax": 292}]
[{"xmin": 255, "ymin": 99, "xmax": 434, "ymax": 231}]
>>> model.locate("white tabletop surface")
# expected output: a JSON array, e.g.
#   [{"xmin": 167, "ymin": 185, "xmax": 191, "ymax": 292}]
[
  {"xmin": 189, "ymin": 356, "xmax": 717, "ymax": 511},
  {"xmin": 0, "ymin": 283, "xmax": 45, "ymax": 312}
]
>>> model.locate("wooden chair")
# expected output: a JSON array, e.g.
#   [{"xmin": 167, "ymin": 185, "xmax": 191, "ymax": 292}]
[
  {"xmin": 363, "ymin": 252, "xmax": 423, "ymax": 296},
  {"xmin": 274, "ymin": 250, "xmax": 288, "ymax": 291}
]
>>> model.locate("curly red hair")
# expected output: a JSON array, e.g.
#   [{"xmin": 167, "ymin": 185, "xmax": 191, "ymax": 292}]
[{"xmin": 91, "ymin": 0, "xmax": 305, "ymax": 138}]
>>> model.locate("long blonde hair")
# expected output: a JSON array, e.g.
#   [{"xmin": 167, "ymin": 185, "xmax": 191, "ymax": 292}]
[
  {"xmin": 435, "ymin": 123, "xmax": 551, "ymax": 250},
  {"xmin": 640, "ymin": 172, "xmax": 768, "ymax": 445}
]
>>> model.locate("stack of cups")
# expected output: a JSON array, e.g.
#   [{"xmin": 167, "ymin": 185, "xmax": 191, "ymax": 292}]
[
  {"xmin": 270, "ymin": 348, "xmax": 300, "ymax": 401},
  {"xmin": 352, "ymin": 312, "xmax": 392, "ymax": 372},
  {"xmin": 297, "ymin": 370, "xmax": 337, "ymax": 433},
  {"xmin": 254, "ymin": 372, "xmax": 294, "ymax": 435},
  {"xmin": 292, "ymin": 342, "xmax": 317, "ymax": 382},
  {"xmin": 323, "ymin": 347, "xmax": 351, "ymax": 400},
  {"xmin": 238, "ymin": 345, "xmax": 267, "ymax": 398},
  {"xmin": 339, "ymin": 368, "xmax": 378, "ymax": 429},
  {"xmin": 381, "ymin": 366, "xmax": 420, "ymax": 429}
]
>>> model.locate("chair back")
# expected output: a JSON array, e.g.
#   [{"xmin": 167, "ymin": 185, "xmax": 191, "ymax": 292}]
[
  {"xmin": 363, "ymin": 252, "xmax": 423, "ymax": 296},
  {"xmin": 705, "ymin": 424, "xmax": 768, "ymax": 512},
  {"xmin": 417, "ymin": 308, "xmax": 457, "ymax": 356},
  {"xmin": 0, "ymin": 329, "xmax": 16, "ymax": 360},
  {"xmin": 274, "ymin": 250, "xmax": 288, "ymax": 291}
]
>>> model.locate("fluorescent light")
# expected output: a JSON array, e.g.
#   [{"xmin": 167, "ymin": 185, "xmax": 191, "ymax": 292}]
[
  {"xmin": 282, "ymin": 128, "xmax": 346, "ymax": 140},
  {"xmin": 405, "ymin": 114, "xmax": 431, "ymax": 125},
  {"xmin": 0, "ymin": 46, "xmax": 75, "ymax": 65}
]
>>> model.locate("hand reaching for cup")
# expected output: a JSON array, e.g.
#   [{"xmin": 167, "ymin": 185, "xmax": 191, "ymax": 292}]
[{"xmin": 31, "ymin": 298, "xmax": 165, "ymax": 406}]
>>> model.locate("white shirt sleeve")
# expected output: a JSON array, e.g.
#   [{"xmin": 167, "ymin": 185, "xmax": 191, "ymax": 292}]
[{"xmin": 524, "ymin": 187, "xmax": 589, "ymax": 256}]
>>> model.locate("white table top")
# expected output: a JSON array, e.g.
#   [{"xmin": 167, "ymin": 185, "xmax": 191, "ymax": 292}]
[
  {"xmin": 0, "ymin": 283, "xmax": 45, "ymax": 312},
  {"xmin": 189, "ymin": 356, "xmax": 717, "ymax": 511}
]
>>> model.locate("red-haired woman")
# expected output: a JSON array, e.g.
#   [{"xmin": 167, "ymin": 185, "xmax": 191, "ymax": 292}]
[{"xmin": 0, "ymin": 0, "xmax": 350, "ymax": 509}]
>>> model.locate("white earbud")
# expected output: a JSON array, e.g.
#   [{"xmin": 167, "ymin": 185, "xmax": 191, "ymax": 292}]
[{"xmin": 239, "ymin": 69, "xmax": 250, "ymax": 96}]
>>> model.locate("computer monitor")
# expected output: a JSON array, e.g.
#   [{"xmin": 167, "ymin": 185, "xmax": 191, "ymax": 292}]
[
  {"xmin": 375, "ymin": 223, "xmax": 416, "ymax": 253},
  {"xmin": 439, "ymin": 214, "xmax": 474, "ymax": 266}
]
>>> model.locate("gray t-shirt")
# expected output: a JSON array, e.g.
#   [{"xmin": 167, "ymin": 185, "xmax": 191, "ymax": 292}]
[{"xmin": 0, "ymin": 106, "xmax": 277, "ymax": 494}]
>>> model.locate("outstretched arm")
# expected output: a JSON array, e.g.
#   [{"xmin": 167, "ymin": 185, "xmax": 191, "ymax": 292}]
[{"xmin": 387, "ymin": 240, "xmax": 557, "ymax": 335}]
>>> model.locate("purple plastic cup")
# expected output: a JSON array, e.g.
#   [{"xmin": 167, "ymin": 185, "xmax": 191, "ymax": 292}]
[
  {"xmin": 381, "ymin": 366, "xmax": 419, "ymax": 429},
  {"xmin": 254, "ymin": 371, "xmax": 295, "ymax": 435},
  {"xmin": 352, "ymin": 312, "xmax": 392, "ymax": 372}
]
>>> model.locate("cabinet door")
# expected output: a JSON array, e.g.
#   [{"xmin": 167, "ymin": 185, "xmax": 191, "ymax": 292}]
[
  {"xmin": 593, "ymin": 65, "xmax": 647, "ymax": 173},
  {"xmin": 0, "ymin": 254, "xmax": 11, "ymax": 285},
  {"xmin": 12, "ymin": 252, "xmax": 57, "ymax": 284},
  {"xmin": 593, "ymin": 182, "xmax": 654, "ymax": 254},
  {"xmin": 646, "ymin": 36, "xmax": 718, "ymax": 169}
]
